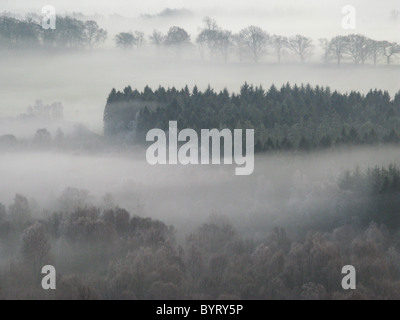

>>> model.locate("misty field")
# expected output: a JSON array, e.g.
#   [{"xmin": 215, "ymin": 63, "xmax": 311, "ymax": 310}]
[{"xmin": 0, "ymin": 51, "xmax": 399, "ymax": 134}]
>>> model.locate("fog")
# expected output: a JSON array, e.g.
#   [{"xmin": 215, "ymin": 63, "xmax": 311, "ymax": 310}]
[
  {"xmin": 1, "ymin": 145, "xmax": 400, "ymax": 238},
  {"xmin": 1, "ymin": 0, "xmax": 399, "ymax": 131},
  {"xmin": 2, "ymin": 0, "xmax": 399, "ymax": 39},
  {"xmin": 1, "ymin": 52, "xmax": 399, "ymax": 134}
]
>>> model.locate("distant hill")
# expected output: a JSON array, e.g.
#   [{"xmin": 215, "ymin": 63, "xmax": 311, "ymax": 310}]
[{"xmin": 141, "ymin": 8, "xmax": 193, "ymax": 19}]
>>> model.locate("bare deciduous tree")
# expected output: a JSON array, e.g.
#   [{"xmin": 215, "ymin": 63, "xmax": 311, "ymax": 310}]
[
  {"xmin": 21, "ymin": 223, "xmax": 51, "ymax": 277},
  {"xmin": 196, "ymin": 17, "xmax": 220, "ymax": 59},
  {"xmin": 115, "ymin": 32, "xmax": 135, "ymax": 49},
  {"xmin": 382, "ymin": 41, "xmax": 400, "ymax": 65},
  {"xmin": 84, "ymin": 20, "xmax": 107, "ymax": 49},
  {"xmin": 287, "ymin": 34, "xmax": 314, "ymax": 62},
  {"xmin": 34, "ymin": 128, "xmax": 51, "ymax": 145},
  {"xmin": 164, "ymin": 26, "xmax": 191, "ymax": 56},
  {"xmin": 233, "ymin": 33, "xmax": 246, "ymax": 62},
  {"xmin": 368, "ymin": 39, "xmax": 385, "ymax": 66},
  {"xmin": 237, "ymin": 26, "xmax": 269, "ymax": 63},
  {"xmin": 9, "ymin": 194, "xmax": 31, "ymax": 230},
  {"xmin": 319, "ymin": 38, "xmax": 330, "ymax": 63},
  {"xmin": 346, "ymin": 34, "xmax": 371, "ymax": 64},
  {"xmin": 134, "ymin": 31, "xmax": 145, "ymax": 48},
  {"xmin": 186, "ymin": 242, "xmax": 203, "ymax": 291},
  {"xmin": 271, "ymin": 35, "xmax": 288, "ymax": 62},
  {"xmin": 149, "ymin": 29, "xmax": 165, "ymax": 47},
  {"xmin": 216, "ymin": 30, "xmax": 233, "ymax": 62},
  {"xmin": 329, "ymin": 35, "xmax": 348, "ymax": 66},
  {"xmin": 196, "ymin": 31, "xmax": 208, "ymax": 60}
]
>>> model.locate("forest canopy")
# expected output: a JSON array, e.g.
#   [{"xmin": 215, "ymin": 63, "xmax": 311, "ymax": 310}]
[
  {"xmin": 104, "ymin": 83, "xmax": 400, "ymax": 152},
  {"xmin": 2, "ymin": 162, "xmax": 400, "ymax": 300}
]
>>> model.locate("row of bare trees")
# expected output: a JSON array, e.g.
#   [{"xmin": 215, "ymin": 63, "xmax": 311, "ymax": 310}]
[
  {"xmin": 319, "ymin": 34, "xmax": 400, "ymax": 66},
  {"xmin": 1, "ymin": 13, "xmax": 398, "ymax": 65},
  {"xmin": 116, "ymin": 26, "xmax": 191, "ymax": 55},
  {"xmin": 0, "ymin": 15, "xmax": 107, "ymax": 50},
  {"xmin": 194, "ymin": 18, "xmax": 315, "ymax": 63},
  {"xmin": 116, "ymin": 17, "xmax": 400, "ymax": 65}
]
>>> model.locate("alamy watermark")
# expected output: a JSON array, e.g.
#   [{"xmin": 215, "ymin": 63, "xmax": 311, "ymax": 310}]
[
  {"xmin": 41, "ymin": 265, "xmax": 56, "ymax": 290},
  {"xmin": 146, "ymin": 121, "xmax": 254, "ymax": 176},
  {"xmin": 341, "ymin": 265, "xmax": 356, "ymax": 290},
  {"xmin": 41, "ymin": 5, "xmax": 56, "ymax": 30},
  {"xmin": 341, "ymin": 5, "xmax": 356, "ymax": 30}
]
